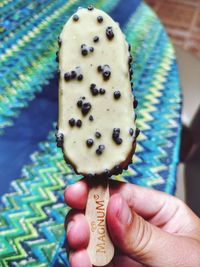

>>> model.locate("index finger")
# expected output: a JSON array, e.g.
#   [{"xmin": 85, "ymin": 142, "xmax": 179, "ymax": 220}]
[{"xmin": 64, "ymin": 178, "xmax": 179, "ymax": 219}]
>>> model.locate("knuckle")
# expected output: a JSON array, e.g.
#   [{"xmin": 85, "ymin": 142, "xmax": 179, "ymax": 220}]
[{"xmin": 129, "ymin": 216, "xmax": 153, "ymax": 259}]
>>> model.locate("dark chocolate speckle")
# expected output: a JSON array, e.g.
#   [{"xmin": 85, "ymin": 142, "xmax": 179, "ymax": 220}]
[
  {"xmin": 97, "ymin": 16, "xmax": 103, "ymax": 23},
  {"xmin": 77, "ymin": 74, "xmax": 83, "ymax": 81},
  {"xmin": 114, "ymin": 91, "xmax": 121, "ymax": 99},
  {"xmin": 106, "ymin": 26, "xmax": 114, "ymax": 40},
  {"xmin": 69, "ymin": 118, "xmax": 75, "ymax": 127},
  {"xmin": 76, "ymin": 119, "xmax": 82, "ymax": 128},
  {"xmin": 86, "ymin": 139, "xmax": 94, "ymax": 147},
  {"xmin": 129, "ymin": 128, "xmax": 134, "ymax": 136},
  {"xmin": 72, "ymin": 14, "xmax": 79, "ymax": 21},
  {"xmin": 88, "ymin": 5, "xmax": 94, "ymax": 10},
  {"xmin": 95, "ymin": 131, "xmax": 101, "ymax": 138},
  {"xmin": 99, "ymin": 88, "xmax": 105, "ymax": 95},
  {"xmin": 113, "ymin": 165, "xmax": 122, "ymax": 175},
  {"xmin": 116, "ymin": 137, "xmax": 122, "ymax": 145},
  {"xmin": 55, "ymin": 132, "xmax": 64, "ymax": 147},
  {"xmin": 77, "ymin": 100, "xmax": 83, "ymax": 108},
  {"xmin": 71, "ymin": 70, "xmax": 77, "ymax": 79},
  {"xmin": 89, "ymin": 115, "xmax": 94, "ymax": 121},
  {"xmin": 96, "ymin": 144, "xmax": 105, "ymax": 155},
  {"xmin": 93, "ymin": 36, "xmax": 99, "ymax": 42},
  {"xmin": 82, "ymin": 102, "xmax": 91, "ymax": 115}
]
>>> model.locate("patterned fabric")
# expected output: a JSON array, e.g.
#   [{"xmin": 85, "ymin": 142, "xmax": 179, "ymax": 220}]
[{"xmin": 0, "ymin": 0, "xmax": 182, "ymax": 266}]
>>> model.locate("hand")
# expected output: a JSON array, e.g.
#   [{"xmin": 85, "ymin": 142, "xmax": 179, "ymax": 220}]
[{"xmin": 64, "ymin": 179, "xmax": 200, "ymax": 267}]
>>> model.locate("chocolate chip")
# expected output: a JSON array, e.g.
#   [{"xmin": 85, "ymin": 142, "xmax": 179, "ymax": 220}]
[
  {"xmin": 116, "ymin": 137, "xmax": 122, "ymax": 145},
  {"xmin": 133, "ymin": 98, "xmax": 138, "ymax": 109},
  {"xmin": 95, "ymin": 131, "xmax": 101, "ymax": 138},
  {"xmin": 112, "ymin": 128, "xmax": 120, "ymax": 139},
  {"xmin": 58, "ymin": 36, "xmax": 62, "ymax": 47},
  {"xmin": 112, "ymin": 128, "xmax": 122, "ymax": 144},
  {"xmin": 106, "ymin": 26, "xmax": 114, "ymax": 40},
  {"xmin": 93, "ymin": 36, "xmax": 99, "ymax": 42},
  {"xmin": 96, "ymin": 149, "xmax": 102, "ymax": 155},
  {"xmin": 113, "ymin": 165, "xmax": 122, "ymax": 174},
  {"xmin": 90, "ymin": 83, "xmax": 96, "ymax": 89},
  {"xmin": 89, "ymin": 115, "xmax": 94, "ymax": 121},
  {"xmin": 86, "ymin": 139, "xmax": 94, "ymax": 147},
  {"xmin": 96, "ymin": 144, "xmax": 105, "ymax": 155},
  {"xmin": 64, "ymin": 72, "xmax": 71, "ymax": 81},
  {"xmin": 97, "ymin": 16, "xmax": 103, "ymax": 23},
  {"xmin": 69, "ymin": 118, "xmax": 75, "ymax": 127},
  {"xmin": 71, "ymin": 70, "xmax": 77, "ymax": 79},
  {"xmin": 88, "ymin": 5, "xmax": 94, "ymax": 10},
  {"xmin": 114, "ymin": 91, "xmax": 121, "ymax": 99},
  {"xmin": 103, "ymin": 71, "xmax": 110, "ymax": 80},
  {"xmin": 82, "ymin": 102, "xmax": 91, "ymax": 115},
  {"xmin": 99, "ymin": 88, "xmax": 105, "ymax": 95},
  {"xmin": 77, "ymin": 74, "xmax": 83, "ymax": 81},
  {"xmin": 129, "ymin": 128, "xmax": 134, "ymax": 136},
  {"xmin": 55, "ymin": 51, "xmax": 59, "ymax": 62},
  {"xmin": 56, "ymin": 132, "xmax": 64, "ymax": 147},
  {"xmin": 97, "ymin": 65, "xmax": 102, "ymax": 72},
  {"xmin": 76, "ymin": 119, "xmax": 82, "ymax": 127},
  {"xmin": 82, "ymin": 49, "xmax": 88, "ymax": 56},
  {"xmin": 112, "ymin": 131, "xmax": 120, "ymax": 139},
  {"xmin": 97, "ymin": 65, "xmax": 111, "ymax": 80},
  {"xmin": 81, "ymin": 44, "xmax": 94, "ymax": 56},
  {"xmin": 135, "ymin": 128, "xmax": 140, "ymax": 138},
  {"xmin": 72, "ymin": 14, "xmax": 79, "ymax": 21},
  {"xmin": 114, "ymin": 128, "xmax": 120, "ymax": 133},
  {"xmin": 99, "ymin": 144, "xmax": 105, "ymax": 150},
  {"xmin": 77, "ymin": 100, "xmax": 83, "ymax": 108},
  {"xmin": 90, "ymin": 84, "xmax": 98, "ymax": 96},
  {"xmin": 128, "ymin": 44, "xmax": 131, "ymax": 51},
  {"xmin": 129, "ymin": 55, "xmax": 133, "ymax": 64},
  {"xmin": 91, "ymin": 87, "xmax": 98, "ymax": 96}
]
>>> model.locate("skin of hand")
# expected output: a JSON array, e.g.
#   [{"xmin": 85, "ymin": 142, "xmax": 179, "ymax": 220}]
[{"xmin": 64, "ymin": 179, "xmax": 200, "ymax": 267}]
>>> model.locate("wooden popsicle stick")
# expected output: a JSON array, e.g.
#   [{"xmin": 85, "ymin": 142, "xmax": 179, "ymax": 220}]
[{"xmin": 85, "ymin": 177, "xmax": 115, "ymax": 266}]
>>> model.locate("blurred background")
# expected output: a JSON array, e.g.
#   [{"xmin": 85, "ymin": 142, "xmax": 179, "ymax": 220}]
[{"xmin": 145, "ymin": 0, "xmax": 200, "ymax": 216}]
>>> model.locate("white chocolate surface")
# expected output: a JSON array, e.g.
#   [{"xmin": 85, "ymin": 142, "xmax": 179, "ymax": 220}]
[{"xmin": 58, "ymin": 7, "xmax": 136, "ymax": 175}]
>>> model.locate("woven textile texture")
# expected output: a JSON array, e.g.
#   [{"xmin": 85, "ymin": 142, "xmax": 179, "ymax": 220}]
[{"xmin": 0, "ymin": 0, "xmax": 182, "ymax": 266}]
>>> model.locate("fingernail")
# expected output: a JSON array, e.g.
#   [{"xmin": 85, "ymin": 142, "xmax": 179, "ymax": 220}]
[
  {"xmin": 118, "ymin": 198, "xmax": 132, "ymax": 225},
  {"xmin": 66, "ymin": 220, "xmax": 74, "ymax": 234}
]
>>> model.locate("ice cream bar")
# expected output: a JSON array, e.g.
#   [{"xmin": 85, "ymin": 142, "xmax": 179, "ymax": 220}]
[
  {"xmin": 56, "ymin": 6, "xmax": 138, "ymax": 179},
  {"xmin": 56, "ymin": 5, "xmax": 139, "ymax": 266}
]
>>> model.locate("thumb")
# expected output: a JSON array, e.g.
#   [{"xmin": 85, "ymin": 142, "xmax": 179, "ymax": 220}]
[{"xmin": 107, "ymin": 194, "xmax": 200, "ymax": 267}]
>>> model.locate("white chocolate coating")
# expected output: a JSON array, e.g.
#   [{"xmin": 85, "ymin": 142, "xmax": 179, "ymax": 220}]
[{"xmin": 58, "ymin": 7, "xmax": 136, "ymax": 175}]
